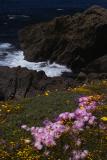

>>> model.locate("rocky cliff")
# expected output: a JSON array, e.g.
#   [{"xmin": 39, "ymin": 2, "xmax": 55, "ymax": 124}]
[{"xmin": 19, "ymin": 5, "xmax": 107, "ymax": 72}]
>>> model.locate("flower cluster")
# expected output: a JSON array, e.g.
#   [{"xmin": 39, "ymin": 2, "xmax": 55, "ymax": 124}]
[
  {"xmin": 21, "ymin": 121, "xmax": 70, "ymax": 150},
  {"xmin": 0, "ymin": 102, "xmax": 23, "ymax": 114},
  {"xmin": 71, "ymin": 150, "xmax": 89, "ymax": 160},
  {"xmin": 21, "ymin": 95, "xmax": 102, "ymax": 160}
]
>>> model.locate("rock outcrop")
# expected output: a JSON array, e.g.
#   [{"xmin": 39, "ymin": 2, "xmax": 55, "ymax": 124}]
[
  {"xmin": 19, "ymin": 5, "xmax": 107, "ymax": 72},
  {"xmin": 0, "ymin": 66, "xmax": 47, "ymax": 100},
  {"xmin": 85, "ymin": 55, "xmax": 107, "ymax": 73},
  {"xmin": 0, "ymin": 66, "xmax": 75, "ymax": 100}
]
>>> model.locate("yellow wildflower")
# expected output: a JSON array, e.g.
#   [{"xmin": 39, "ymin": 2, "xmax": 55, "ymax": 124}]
[
  {"xmin": 24, "ymin": 139, "xmax": 31, "ymax": 144},
  {"xmin": 7, "ymin": 110, "xmax": 11, "ymax": 113},
  {"xmin": 101, "ymin": 117, "xmax": 107, "ymax": 121},
  {"xmin": 80, "ymin": 106, "xmax": 84, "ymax": 110},
  {"xmin": 44, "ymin": 92, "xmax": 49, "ymax": 96}
]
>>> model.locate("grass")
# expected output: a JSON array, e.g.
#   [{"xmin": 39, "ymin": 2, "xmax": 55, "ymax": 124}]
[{"xmin": 0, "ymin": 80, "xmax": 107, "ymax": 160}]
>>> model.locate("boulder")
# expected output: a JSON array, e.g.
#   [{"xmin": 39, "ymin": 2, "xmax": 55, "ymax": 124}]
[
  {"xmin": 85, "ymin": 55, "xmax": 107, "ymax": 73},
  {"xmin": 0, "ymin": 66, "xmax": 47, "ymax": 100},
  {"xmin": 19, "ymin": 5, "xmax": 107, "ymax": 72},
  {"xmin": 77, "ymin": 72, "xmax": 87, "ymax": 81},
  {"xmin": 87, "ymin": 73, "xmax": 99, "ymax": 80},
  {"xmin": 99, "ymin": 73, "xmax": 107, "ymax": 79},
  {"xmin": 61, "ymin": 72, "xmax": 74, "ymax": 78}
]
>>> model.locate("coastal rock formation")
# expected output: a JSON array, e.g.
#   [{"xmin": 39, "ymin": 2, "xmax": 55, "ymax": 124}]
[
  {"xmin": 0, "ymin": 66, "xmax": 46, "ymax": 100},
  {"xmin": 0, "ymin": 66, "xmax": 75, "ymax": 100},
  {"xmin": 19, "ymin": 5, "xmax": 107, "ymax": 72},
  {"xmin": 85, "ymin": 55, "xmax": 107, "ymax": 73}
]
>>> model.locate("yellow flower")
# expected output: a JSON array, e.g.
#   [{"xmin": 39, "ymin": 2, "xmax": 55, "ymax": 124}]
[
  {"xmin": 102, "ymin": 80, "xmax": 107, "ymax": 84},
  {"xmin": 80, "ymin": 106, "xmax": 84, "ymax": 110},
  {"xmin": 44, "ymin": 92, "xmax": 49, "ymax": 96},
  {"xmin": 7, "ymin": 110, "xmax": 11, "ymax": 113},
  {"xmin": 101, "ymin": 117, "xmax": 107, "ymax": 121},
  {"xmin": 24, "ymin": 139, "xmax": 31, "ymax": 144}
]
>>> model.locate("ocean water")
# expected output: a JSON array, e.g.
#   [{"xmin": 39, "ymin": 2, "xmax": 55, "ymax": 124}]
[
  {"xmin": 0, "ymin": 0, "xmax": 107, "ymax": 77},
  {"xmin": 0, "ymin": 43, "xmax": 71, "ymax": 77},
  {"xmin": 0, "ymin": 8, "xmax": 74, "ymax": 77},
  {"xmin": 0, "ymin": 0, "xmax": 107, "ymax": 13},
  {"xmin": 1, "ymin": 0, "xmax": 107, "ymax": 39}
]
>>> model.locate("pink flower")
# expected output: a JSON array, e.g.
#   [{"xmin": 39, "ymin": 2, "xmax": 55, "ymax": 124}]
[
  {"xmin": 64, "ymin": 144, "xmax": 70, "ymax": 151},
  {"xmin": 88, "ymin": 116, "xmax": 96, "ymax": 125},
  {"xmin": 73, "ymin": 120, "xmax": 84, "ymax": 131},
  {"xmin": 58, "ymin": 112, "xmax": 69, "ymax": 120},
  {"xmin": 75, "ymin": 108, "xmax": 87, "ymax": 117},
  {"xmin": 76, "ymin": 139, "xmax": 81, "ymax": 146},
  {"xmin": 68, "ymin": 113, "xmax": 75, "ymax": 120},
  {"xmin": 80, "ymin": 150, "xmax": 88, "ymax": 159},
  {"xmin": 44, "ymin": 150, "xmax": 50, "ymax": 156},
  {"xmin": 21, "ymin": 95, "xmax": 100, "ymax": 155},
  {"xmin": 34, "ymin": 142, "xmax": 43, "ymax": 150},
  {"xmin": 21, "ymin": 125, "xmax": 27, "ymax": 129},
  {"xmin": 83, "ymin": 116, "xmax": 89, "ymax": 122},
  {"xmin": 21, "ymin": 125, "xmax": 30, "ymax": 131}
]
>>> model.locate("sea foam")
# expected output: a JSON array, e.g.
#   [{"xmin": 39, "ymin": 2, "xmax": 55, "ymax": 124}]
[{"xmin": 0, "ymin": 43, "xmax": 71, "ymax": 77}]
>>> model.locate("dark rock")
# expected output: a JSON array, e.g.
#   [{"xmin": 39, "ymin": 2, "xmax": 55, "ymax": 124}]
[
  {"xmin": 87, "ymin": 73, "xmax": 99, "ymax": 80},
  {"xmin": 0, "ymin": 66, "xmax": 77, "ymax": 100},
  {"xmin": 86, "ymin": 55, "xmax": 107, "ymax": 73},
  {"xmin": 0, "ymin": 90, "xmax": 5, "ymax": 101},
  {"xmin": 99, "ymin": 73, "xmax": 107, "ymax": 79},
  {"xmin": 35, "ymin": 70, "xmax": 47, "ymax": 80},
  {"xmin": 0, "ymin": 66, "xmax": 47, "ymax": 100},
  {"xmin": 61, "ymin": 72, "xmax": 73, "ymax": 78},
  {"xmin": 77, "ymin": 72, "xmax": 87, "ymax": 81},
  {"xmin": 19, "ymin": 5, "xmax": 107, "ymax": 72}
]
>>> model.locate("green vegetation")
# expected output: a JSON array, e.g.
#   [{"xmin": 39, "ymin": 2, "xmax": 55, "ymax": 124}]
[{"xmin": 0, "ymin": 80, "xmax": 107, "ymax": 160}]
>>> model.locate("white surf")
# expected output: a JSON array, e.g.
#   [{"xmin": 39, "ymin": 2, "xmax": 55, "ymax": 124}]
[{"xmin": 0, "ymin": 43, "xmax": 72, "ymax": 77}]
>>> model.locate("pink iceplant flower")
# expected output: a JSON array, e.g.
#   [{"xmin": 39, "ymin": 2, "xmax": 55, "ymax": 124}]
[
  {"xmin": 21, "ymin": 95, "xmax": 100, "ymax": 160},
  {"xmin": 72, "ymin": 150, "xmax": 88, "ymax": 160}
]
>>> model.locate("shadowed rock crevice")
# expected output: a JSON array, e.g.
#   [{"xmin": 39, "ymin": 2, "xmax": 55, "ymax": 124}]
[{"xmin": 83, "ymin": 24, "xmax": 107, "ymax": 61}]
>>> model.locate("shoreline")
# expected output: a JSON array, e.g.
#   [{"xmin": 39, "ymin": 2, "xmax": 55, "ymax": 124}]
[{"xmin": 1, "ymin": 5, "xmax": 107, "ymax": 101}]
